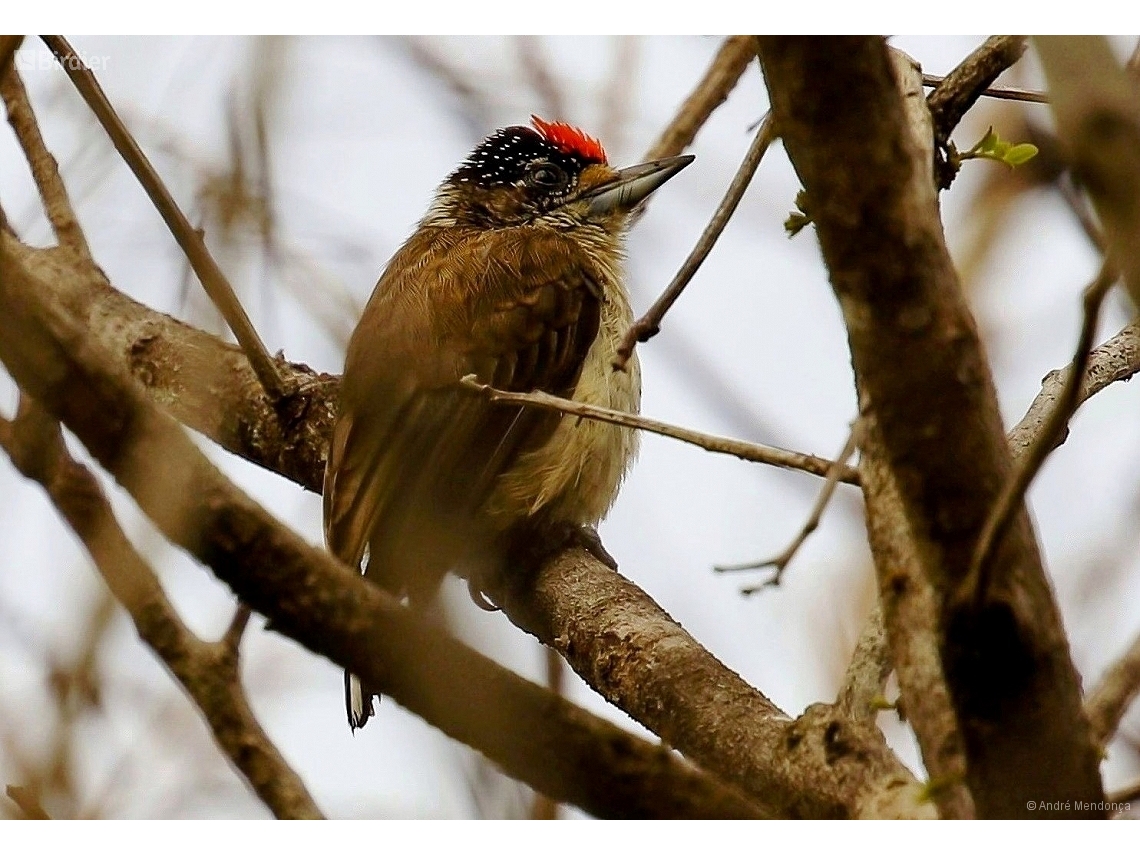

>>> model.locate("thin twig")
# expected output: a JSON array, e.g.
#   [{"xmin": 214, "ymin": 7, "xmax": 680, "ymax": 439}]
[
  {"xmin": 39, "ymin": 35, "xmax": 288, "ymax": 402},
  {"xmin": 5, "ymin": 784, "xmax": 50, "ymax": 819},
  {"xmin": 717, "ymin": 419, "xmax": 862, "ymax": 593},
  {"xmin": 1057, "ymin": 173, "xmax": 1108, "ymax": 253},
  {"xmin": 459, "ymin": 376, "xmax": 861, "ymax": 486},
  {"xmin": 1085, "ymin": 629, "xmax": 1140, "ymax": 750},
  {"xmin": 644, "ymin": 35, "xmax": 757, "ymax": 161},
  {"xmin": 921, "ymin": 73, "xmax": 1047, "ymax": 104},
  {"xmin": 614, "ymin": 112, "xmax": 777, "ymax": 371},
  {"xmin": 963, "ymin": 259, "xmax": 1117, "ymax": 607},
  {"xmin": 926, "ymin": 36, "xmax": 1030, "ymax": 189},
  {"xmin": 1, "ymin": 60, "xmax": 91, "ymax": 257},
  {"xmin": 0, "ymin": 396, "xmax": 324, "ymax": 820},
  {"xmin": 222, "ymin": 603, "xmax": 253, "ymax": 657}
]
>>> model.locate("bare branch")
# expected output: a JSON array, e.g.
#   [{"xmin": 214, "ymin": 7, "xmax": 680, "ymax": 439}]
[
  {"xmin": 926, "ymin": 36, "xmax": 1030, "ymax": 189},
  {"xmin": 39, "ymin": 35, "xmax": 288, "ymax": 402},
  {"xmin": 836, "ymin": 603, "xmax": 893, "ymax": 723},
  {"xmin": 222, "ymin": 603, "xmax": 253, "ymax": 657},
  {"xmin": 460, "ymin": 376, "xmax": 860, "ymax": 485},
  {"xmin": 644, "ymin": 35, "xmax": 757, "ymax": 161},
  {"xmin": 0, "ymin": 234, "xmax": 765, "ymax": 821},
  {"xmin": 922, "ymin": 73, "xmax": 1046, "ymax": 104},
  {"xmin": 487, "ymin": 545, "xmax": 931, "ymax": 818},
  {"xmin": 1007, "ymin": 316, "xmax": 1140, "ymax": 459},
  {"xmin": 0, "ymin": 35, "xmax": 22, "ymax": 76},
  {"xmin": 1, "ymin": 61, "xmax": 91, "ymax": 256},
  {"xmin": 0, "ymin": 395, "xmax": 324, "ymax": 820},
  {"xmin": 718, "ymin": 420, "xmax": 862, "ymax": 593},
  {"xmin": 927, "ymin": 37, "xmax": 1028, "ymax": 139},
  {"xmin": 5, "ymin": 784, "xmax": 50, "ymax": 819},
  {"xmin": 614, "ymin": 112, "xmax": 777, "ymax": 371},
  {"xmin": 1086, "ymin": 630, "xmax": 1140, "ymax": 750},
  {"xmin": 1108, "ymin": 777, "xmax": 1140, "ymax": 807},
  {"xmin": 759, "ymin": 36, "xmax": 1103, "ymax": 818},
  {"xmin": 965, "ymin": 261, "xmax": 1117, "ymax": 604}
]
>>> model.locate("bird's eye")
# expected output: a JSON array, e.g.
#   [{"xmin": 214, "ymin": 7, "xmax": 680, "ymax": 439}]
[{"xmin": 527, "ymin": 163, "xmax": 566, "ymax": 188}]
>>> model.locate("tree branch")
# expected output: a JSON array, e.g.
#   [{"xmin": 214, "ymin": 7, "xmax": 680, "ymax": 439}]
[
  {"xmin": 0, "ymin": 397, "xmax": 325, "ymax": 820},
  {"xmin": 926, "ymin": 36, "xmax": 1029, "ymax": 189},
  {"xmin": 922, "ymin": 73, "xmax": 1046, "ymax": 105},
  {"xmin": 486, "ymin": 545, "xmax": 930, "ymax": 818},
  {"xmin": 614, "ymin": 112, "xmax": 777, "ymax": 371},
  {"xmin": 716, "ymin": 419, "xmax": 862, "ymax": 592},
  {"xmin": 1, "ymin": 60, "xmax": 91, "ymax": 256},
  {"xmin": 1085, "ymin": 630, "xmax": 1140, "ymax": 750},
  {"xmin": 0, "ymin": 233, "xmax": 765, "ymax": 821},
  {"xmin": 965, "ymin": 260, "xmax": 1117, "ymax": 604},
  {"xmin": 40, "ymin": 35, "xmax": 288, "ymax": 402},
  {"xmin": 926, "ymin": 36, "xmax": 1029, "ymax": 142},
  {"xmin": 644, "ymin": 35, "xmax": 757, "ymax": 161},
  {"xmin": 460, "ymin": 376, "xmax": 859, "ymax": 485},
  {"xmin": 835, "ymin": 602, "xmax": 893, "ymax": 723},
  {"xmin": 1006, "ymin": 316, "xmax": 1140, "ymax": 459},
  {"xmin": 757, "ymin": 36, "xmax": 1104, "ymax": 818}
]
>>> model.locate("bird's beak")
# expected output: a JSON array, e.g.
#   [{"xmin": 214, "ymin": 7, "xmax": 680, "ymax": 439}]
[{"xmin": 580, "ymin": 154, "xmax": 695, "ymax": 217}]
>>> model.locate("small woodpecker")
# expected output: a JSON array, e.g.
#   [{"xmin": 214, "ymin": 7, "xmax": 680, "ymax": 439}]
[{"xmin": 323, "ymin": 116, "xmax": 693, "ymax": 730}]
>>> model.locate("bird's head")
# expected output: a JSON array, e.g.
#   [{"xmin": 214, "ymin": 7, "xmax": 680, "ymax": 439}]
[{"xmin": 428, "ymin": 116, "xmax": 693, "ymax": 232}]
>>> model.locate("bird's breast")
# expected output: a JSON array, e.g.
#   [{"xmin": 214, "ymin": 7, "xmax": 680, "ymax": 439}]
[{"xmin": 485, "ymin": 260, "xmax": 641, "ymax": 528}]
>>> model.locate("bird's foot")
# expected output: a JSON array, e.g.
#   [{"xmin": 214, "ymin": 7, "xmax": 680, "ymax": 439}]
[{"xmin": 570, "ymin": 524, "xmax": 618, "ymax": 570}]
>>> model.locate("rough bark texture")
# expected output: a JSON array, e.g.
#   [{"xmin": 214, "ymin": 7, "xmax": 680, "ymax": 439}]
[
  {"xmin": 757, "ymin": 36, "xmax": 1104, "ymax": 818},
  {"xmin": 0, "ymin": 234, "xmax": 766, "ymax": 821},
  {"xmin": 0, "ymin": 229, "xmax": 930, "ymax": 820},
  {"xmin": 488, "ymin": 546, "xmax": 930, "ymax": 819}
]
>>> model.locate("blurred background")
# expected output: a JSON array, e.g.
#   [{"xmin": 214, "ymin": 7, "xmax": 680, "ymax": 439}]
[{"xmin": 0, "ymin": 35, "xmax": 1137, "ymax": 818}]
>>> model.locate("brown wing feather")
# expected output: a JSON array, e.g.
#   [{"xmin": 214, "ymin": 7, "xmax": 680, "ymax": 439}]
[{"xmin": 323, "ymin": 225, "xmax": 600, "ymax": 601}]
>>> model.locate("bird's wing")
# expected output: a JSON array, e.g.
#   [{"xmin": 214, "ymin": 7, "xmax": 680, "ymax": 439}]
[{"xmin": 322, "ymin": 226, "xmax": 602, "ymax": 600}]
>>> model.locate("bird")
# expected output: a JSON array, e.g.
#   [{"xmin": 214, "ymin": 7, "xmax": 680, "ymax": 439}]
[{"xmin": 323, "ymin": 115, "xmax": 693, "ymax": 730}]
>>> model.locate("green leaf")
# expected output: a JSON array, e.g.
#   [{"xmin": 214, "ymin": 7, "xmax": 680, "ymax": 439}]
[{"xmin": 1003, "ymin": 143, "xmax": 1039, "ymax": 166}]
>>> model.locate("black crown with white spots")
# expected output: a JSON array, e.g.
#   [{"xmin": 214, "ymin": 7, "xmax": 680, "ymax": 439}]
[{"xmin": 451, "ymin": 126, "xmax": 603, "ymax": 190}]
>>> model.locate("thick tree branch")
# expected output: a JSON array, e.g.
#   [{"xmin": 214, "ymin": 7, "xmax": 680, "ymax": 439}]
[
  {"xmin": 757, "ymin": 36, "xmax": 1104, "ymax": 818},
  {"xmin": 0, "ymin": 398, "xmax": 324, "ymax": 820},
  {"xmin": 486, "ymin": 546, "xmax": 930, "ymax": 818},
  {"xmin": 5, "ymin": 784, "xmax": 50, "ymax": 820},
  {"xmin": 0, "ymin": 234, "xmax": 765, "ymax": 821},
  {"xmin": 0, "ymin": 230, "xmax": 930, "ymax": 819}
]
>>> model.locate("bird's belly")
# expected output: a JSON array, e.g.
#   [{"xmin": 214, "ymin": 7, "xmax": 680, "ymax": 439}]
[{"xmin": 485, "ymin": 313, "xmax": 641, "ymax": 528}]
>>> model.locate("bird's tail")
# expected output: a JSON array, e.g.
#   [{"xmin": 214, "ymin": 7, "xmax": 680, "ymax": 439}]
[{"xmin": 345, "ymin": 670, "xmax": 378, "ymax": 731}]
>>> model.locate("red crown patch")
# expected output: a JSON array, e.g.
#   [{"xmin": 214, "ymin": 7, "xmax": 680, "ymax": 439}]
[{"xmin": 530, "ymin": 115, "xmax": 607, "ymax": 164}]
